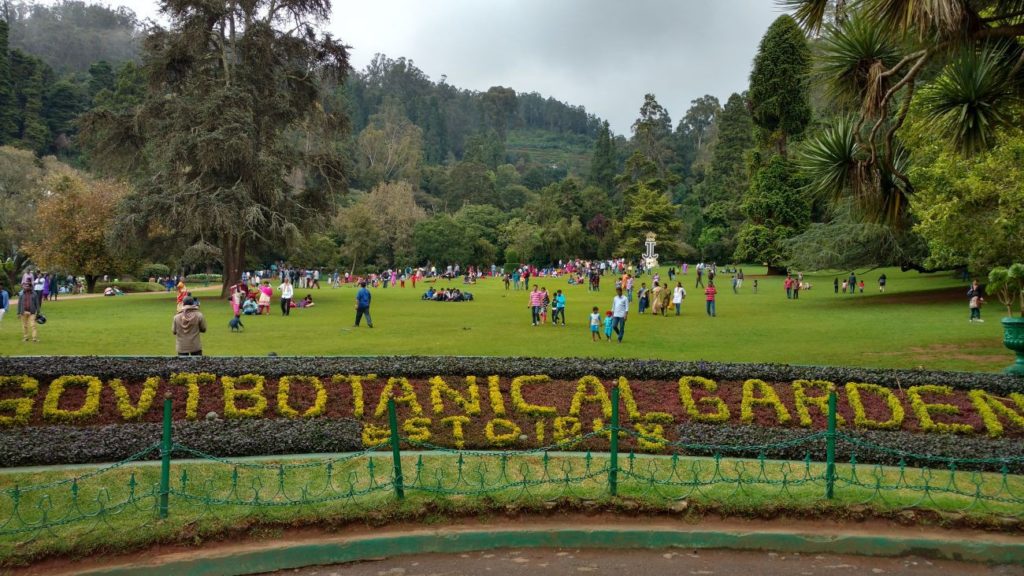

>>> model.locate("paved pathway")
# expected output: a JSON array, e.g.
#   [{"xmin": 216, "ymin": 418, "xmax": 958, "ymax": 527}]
[{"xmin": 264, "ymin": 548, "xmax": 1023, "ymax": 576}]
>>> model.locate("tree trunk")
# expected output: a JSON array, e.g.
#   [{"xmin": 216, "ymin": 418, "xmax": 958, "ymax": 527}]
[
  {"xmin": 85, "ymin": 274, "xmax": 98, "ymax": 294},
  {"xmin": 220, "ymin": 234, "xmax": 246, "ymax": 298}
]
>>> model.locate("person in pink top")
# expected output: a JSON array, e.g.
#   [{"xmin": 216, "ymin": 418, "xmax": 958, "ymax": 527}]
[
  {"xmin": 258, "ymin": 281, "xmax": 273, "ymax": 315},
  {"xmin": 705, "ymin": 281, "xmax": 717, "ymax": 317},
  {"xmin": 528, "ymin": 285, "xmax": 543, "ymax": 326}
]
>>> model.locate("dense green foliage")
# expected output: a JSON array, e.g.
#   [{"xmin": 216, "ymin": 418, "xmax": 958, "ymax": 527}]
[
  {"xmin": 1, "ymin": 0, "xmax": 1022, "ymax": 286},
  {"xmin": 787, "ymin": 0, "xmax": 1024, "ymax": 275}
]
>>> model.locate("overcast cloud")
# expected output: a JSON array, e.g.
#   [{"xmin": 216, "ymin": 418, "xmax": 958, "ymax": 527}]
[{"xmin": 84, "ymin": 0, "xmax": 782, "ymax": 135}]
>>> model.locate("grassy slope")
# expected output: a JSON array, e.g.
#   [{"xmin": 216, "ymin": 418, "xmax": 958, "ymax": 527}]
[
  {"xmin": 0, "ymin": 266, "xmax": 1009, "ymax": 372},
  {"xmin": 505, "ymin": 129, "xmax": 593, "ymax": 174}
]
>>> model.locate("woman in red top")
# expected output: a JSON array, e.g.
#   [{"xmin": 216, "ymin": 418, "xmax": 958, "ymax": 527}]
[{"xmin": 705, "ymin": 281, "xmax": 717, "ymax": 317}]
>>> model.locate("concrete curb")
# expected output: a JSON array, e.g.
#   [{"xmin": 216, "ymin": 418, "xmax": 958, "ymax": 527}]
[{"xmin": 69, "ymin": 525, "xmax": 1024, "ymax": 576}]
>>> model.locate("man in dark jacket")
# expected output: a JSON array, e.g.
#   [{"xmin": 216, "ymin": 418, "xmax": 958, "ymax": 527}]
[
  {"xmin": 354, "ymin": 281, "xmax": 373, "ymax": 327},
  {"xmin": 173, "ymin": 297, "xmax": 207, "ymax": 355},
  {"xmin": 17, "ymin": 283, "xmax": 38, "ymax": 342}
]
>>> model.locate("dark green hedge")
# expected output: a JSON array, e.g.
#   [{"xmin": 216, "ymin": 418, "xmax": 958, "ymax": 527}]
[
  {"xmin": 0, "ymin": 418, "xmax": 362, "ymax": 467},
  {"xmin": 0, "ymin": 356, "xmax": 1019, "ymax": 394},
  {"xmin": 673, "ymin": 422, "xmax": 1024, "ymax": 474}
]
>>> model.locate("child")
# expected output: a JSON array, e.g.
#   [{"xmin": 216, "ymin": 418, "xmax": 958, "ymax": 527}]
[
  {"xmin": 858, "ymin": 280, "xmax": 865, "ymax": 293},
  {"xmin": 603, "ymin": 311, "xmax": 614, "ymax": 341},
  {"xmin": 841, "ymin": 280, "xmax": 848, "ymax": 293},
  {"xmin": 590, "ymin": 307, "xmax": 601, "ymax": 342},
  {"xmin": 752, "ymin": 279, "xmax": 758, "ymax": 294},
  {"xmin": 970, "ymin": 295, "xmax": 984, "ymax": 322}
]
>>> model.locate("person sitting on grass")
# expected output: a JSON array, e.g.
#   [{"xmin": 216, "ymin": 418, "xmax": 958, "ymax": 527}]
[
  {"xmin": 242, "ymin": 297, "xmax": 259, "ymax": 315},
  {"xmin": 297, "ymin": 294, "xmax": 315, "ymax": 308},
  {"xmin": 423, "ymin": 287, "xmax": 436, "ymax": 300}
]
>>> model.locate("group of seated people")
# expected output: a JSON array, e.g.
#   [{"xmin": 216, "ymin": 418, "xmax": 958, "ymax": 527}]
[
  {"xmin": 240, "ymin": 294, "xmax": 314, "ymax": 314},
  {"xmin": 422, "ymin": 287, "xmax": 473, "ymax": 302}
]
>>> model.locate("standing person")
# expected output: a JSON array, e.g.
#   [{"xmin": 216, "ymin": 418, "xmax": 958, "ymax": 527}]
[
  {"xmin": 834, "ymin": 278, "xmax": 839, "ymax": 294},
  {"xmin": 554, "ymin": 289, "xmax": 566, "ymax": 326},
  {"xmin": 589, "ymin": 307, "xmax": 601, "ymax": 341},
  {"xmin": 625, "ymin": 274, "xmax": 634, "ymax": 302},
  {"xmin": 736, "ymin": 269, "xmax": 744, "ymax": 291},
  {"xmin": 704, "ymin": 281, "xmax": 718, "ymax": 317},
  {"xmin": 279, "ymin": 277, "xmax": 294, "ymax": 316},
  {"xmin": 637, "ymin": 283, "xmax": 649, "ymax": 314},
  {"xmin": 651, "ymin": 282, "xmax": 663, "ymax": 315},
  {"xmin": 0, "ymin": 283, "xmax": 8, "ymax": 325},
  {"xmin": 611, "ymin": 287, "xmax": 629, "ymax": 343},
  {"xmin": 258, "ymin": 281, "xmax": 273, "ymax": 315},
  {"xmin": 784, "ymin": 275, "xmax": 794, "ymax": 299},
  {"xmin": 858, "ymin": 280, "xmax": 865, "ymax": 294},
  {"xmin": 878, "ymin": 274, "xmax": 887, "ymax": 293},
  {"xmin": 731, "ymin": 274, "xmax": 738, "ymax": 294},
  {"xmin": 793, "ymin": 277, "xmax": 801, "ymax": 300},
  {"xmin": 752, "ymin": 279, "xmax": 758, "ymax": 294},
  {"xmin": 695, "ymin": 266, "xmax": 704, "ymax": 288},
  {"xmin": 528, "ymin": 285, "xmax": 543, "ymax": 326},
  {"xmin": 968, "ymin": 280, "xmax": 984, "ymax": 323},
  {"xmin": 354, "ymin": 281, "xmax": 373, "ymax": 327},
  {"xmin": 848, "ymin": 271, "xmax": 857, "ymax": 295},
  {"xmin": 673, "ymin": 282, "xmax": 686, "ymax": 316},
  {"xmin": 172, "ymin": 296, "xmax": 206, "ymax": 355},
  {"xmin": 176, "ymin": 280, "xmax": 188, "ymax": 312},
  {"xmin": 18, "ymin": 282, "xmax": 39, "ymax": 341},
  {"xmin": 540, "ymin": 287, "xmax": 550, "ymax": 325}
]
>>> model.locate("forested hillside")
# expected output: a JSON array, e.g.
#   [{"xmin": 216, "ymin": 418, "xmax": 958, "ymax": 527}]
[{"xmin": 2, "ymin": 0, "xmax": 1013, "ymax": 294}]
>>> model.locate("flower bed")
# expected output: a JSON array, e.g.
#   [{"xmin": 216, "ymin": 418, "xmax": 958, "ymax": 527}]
[{"xmin": 0, "ymin": 357, "xmax": 1021, "ymax": 466}]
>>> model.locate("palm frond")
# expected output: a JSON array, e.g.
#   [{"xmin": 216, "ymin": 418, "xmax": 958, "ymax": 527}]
[
  {"xmin": 815, "ymin": 14, "xmax": 902, "ymax": 112},
  {"xmin": 777, "ymin": 0, "xmax": 832, "ymax": 33},
  {"xmin": 919, "ymin": 44, "xmax": 1015, "ymax": 154},
  {"xmin": 861, "ymin": 0, "xmax": 970, "ymax": 38},
  {"xmin": 798, "ymin": 116, "xmax": 863, "ymax": 201}
]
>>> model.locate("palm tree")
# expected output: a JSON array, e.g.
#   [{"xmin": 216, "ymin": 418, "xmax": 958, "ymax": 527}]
[{"xmin": 782, "ymin": 0, "xmax": 1024, "ymax": 226}]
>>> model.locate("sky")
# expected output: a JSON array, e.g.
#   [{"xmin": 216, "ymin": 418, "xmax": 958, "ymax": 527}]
[{"xmin": 87, "ymin": 0, "xmax": 783, "ymax": 136}]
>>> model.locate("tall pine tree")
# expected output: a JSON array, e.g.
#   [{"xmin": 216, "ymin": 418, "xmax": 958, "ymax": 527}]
[
  {"xmin": 736, "ymin": 14, "xmax": 813, "ymax": 272},
  {"xmin": 589, "ymin": 120, "xmax": 616, "ymax": 192},
  {"xmin": 0, "ymin": 20, "xmax": 16, "ymax": 143},
  {"xmin": 693, "ymin": 92, "xmax": 754, "ymax": 261},
  {"xmin": 748, "ymin": 15, "xmax": 812, "ymax": 157}
]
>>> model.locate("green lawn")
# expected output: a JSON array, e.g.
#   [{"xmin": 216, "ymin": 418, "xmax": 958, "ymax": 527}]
[{"xmin": 0, "ymin": 266, "xmax": 1010, "ymax": 372}]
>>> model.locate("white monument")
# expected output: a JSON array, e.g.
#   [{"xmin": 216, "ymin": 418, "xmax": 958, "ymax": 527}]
[{"xmin": 643, "ymin": 232, "xmax": 659, "ymax": 270}]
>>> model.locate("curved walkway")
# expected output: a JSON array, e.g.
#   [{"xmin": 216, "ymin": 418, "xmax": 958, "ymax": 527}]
[
  {"xmin": 14, "ymin": 515, "xmax": 1024, "ymax": 576},
  {"xmin": 263, "ymin": 547, "xmax": 1020, "ymax": 576}
]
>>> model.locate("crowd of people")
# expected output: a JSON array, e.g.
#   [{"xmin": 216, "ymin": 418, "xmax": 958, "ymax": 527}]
[{"xmin": 422, "ymin": 287, "xmax": 473, "ymax": 302}]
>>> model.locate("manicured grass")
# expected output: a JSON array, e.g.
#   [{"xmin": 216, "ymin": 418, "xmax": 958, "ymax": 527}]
[
  {"xmin": 0, "ymin": 267, "xmax": 1009, "ymax": 372},
  {"xmin": 1, "ymin": 450, "xmax": 1021, "ymax": 566}
]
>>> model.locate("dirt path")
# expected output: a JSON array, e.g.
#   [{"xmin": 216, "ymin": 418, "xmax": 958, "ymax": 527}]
[
  {"xmin": 262, "ymin": 547, "xmax": 1024, "ymax": 576},
  {"xmin": 13, "ymin": 515, "xmax": 1024, "ymax": 576}
]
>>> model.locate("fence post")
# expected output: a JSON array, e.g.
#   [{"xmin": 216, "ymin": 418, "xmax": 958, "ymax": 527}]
[
  {"xmin": 159, "ymin": 394, "xmax": 172, "ymax": 519},
  {"xmin": 387, "ymin": 398, "xmax": 405, "ymax": 501},
  {"xmin": 825, "ymin": 390, "xmax": 837, "ymax": 500},
  {"xmin": 609, "ymin": 384, "xmax": 619, "ymax": 497}
]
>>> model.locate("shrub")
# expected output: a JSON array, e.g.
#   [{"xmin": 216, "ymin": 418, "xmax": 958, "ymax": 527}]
[
  {"xmin": 95, "ymin": 281, "xmax": 166, "ymax": 293},
  {"xmin": 137, "ymin": 263, "xmax": 171, "ymax": 280},
  {"xmin": 0, "ymin": 418, "xmax": 362, "ymax": 467}
]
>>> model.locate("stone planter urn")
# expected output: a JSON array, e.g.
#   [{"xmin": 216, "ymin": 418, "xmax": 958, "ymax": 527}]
[{"xmin": 1002, "ymin": 317, "xmax": 1024, "ymax": 376}]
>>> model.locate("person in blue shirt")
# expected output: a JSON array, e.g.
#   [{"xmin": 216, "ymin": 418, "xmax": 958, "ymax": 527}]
[
  {"xmin": 354, "ymin": 281, "xmax": 373, "ymax": 327},
  {"xmin": 552, "ymin": 289, "xmax": 566, "ymax": 326},
  {"xmin": 0, "ymin": 285, "xmax": 9, "ymax": 325}
]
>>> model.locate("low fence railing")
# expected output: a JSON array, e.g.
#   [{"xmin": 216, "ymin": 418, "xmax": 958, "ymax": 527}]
[{"xmin": 2, "ymin": 389, "xmax": 1023, "ymax": 551}]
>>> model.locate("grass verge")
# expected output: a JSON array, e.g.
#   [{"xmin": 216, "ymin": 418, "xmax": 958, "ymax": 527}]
[{"xmin": 1, "ymin": 450, "xmax": 1021, "ymax": 567}]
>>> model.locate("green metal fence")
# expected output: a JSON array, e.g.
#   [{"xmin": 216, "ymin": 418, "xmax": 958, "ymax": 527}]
[{"xmin": 2, "ymin": 389, "xmax": 1023, "ymax": 555}]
